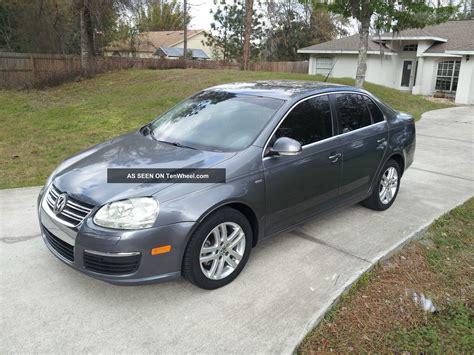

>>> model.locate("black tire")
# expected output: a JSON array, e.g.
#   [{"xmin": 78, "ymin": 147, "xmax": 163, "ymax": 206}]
[
  {"xmin": 182, "ymin": 207, "xmax": 252, "ymax": 290},
  {"xmin": 362, "ymin": 159, "xmax": 401, "ymax": 211}
]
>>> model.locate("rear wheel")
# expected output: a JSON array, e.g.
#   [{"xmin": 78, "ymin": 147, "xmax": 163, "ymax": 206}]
[
  {"xmin": 183, "ymin": 207, "xmax": 252, "ymax": 289},
  {"xmin": 362, "ymin": 159, "xmax": 401, "ymax": 211}
]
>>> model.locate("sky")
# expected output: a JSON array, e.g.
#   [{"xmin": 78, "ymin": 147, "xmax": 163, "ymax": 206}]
[
  {"xmin": 188, "ymin": 0, "xmax": 215, "ymax": 30},
  {"xmin": 187, "ymin": 0, "xmax": 358, "ymax": 36}
]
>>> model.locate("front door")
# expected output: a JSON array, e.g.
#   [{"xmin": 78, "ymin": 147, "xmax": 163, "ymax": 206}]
[
  {"xmin": 401, "ymin": 60, "xmax": 413, "ymax": 87},
  {"xmin": 263, "ymin": 95, "xmax": 342, "ymax": 235}
]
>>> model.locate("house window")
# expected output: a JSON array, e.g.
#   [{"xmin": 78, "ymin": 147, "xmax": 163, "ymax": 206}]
[
  {"xmin": 403, "ymin": 44, "xmax": 418, "ymax": 52},
  {"xmin": 314, "ymin": 57, "xmax": 333, "ymax": 76},
  {"xmin": 435, "ymin": 60, "xmax": 461, "ymax": 92}
]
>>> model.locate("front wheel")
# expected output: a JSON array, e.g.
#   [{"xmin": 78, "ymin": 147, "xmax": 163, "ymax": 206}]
[
  {"xmin": 182, "ymin": 207, "xmax": 252, "ymax": 289},
  {"xmin": 362, "ymin": 159, "xmax": 401, "ymax": 211}
]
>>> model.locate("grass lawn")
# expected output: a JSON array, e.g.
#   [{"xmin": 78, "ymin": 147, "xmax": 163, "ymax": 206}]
[
  {"xmin": 0, "ymin": 69, "xmax": 452, "ymax": 189},
  {"xmin": 299, "ymin": 198, "xmax": 474, "ymax": 353}
]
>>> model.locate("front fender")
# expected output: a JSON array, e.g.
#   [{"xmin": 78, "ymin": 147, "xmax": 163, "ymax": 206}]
[{"xmin": 155, "ymin": 170, "xmax": 266, "ymax": 235}]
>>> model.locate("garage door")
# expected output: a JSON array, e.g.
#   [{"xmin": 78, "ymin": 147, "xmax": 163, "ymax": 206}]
[{"xmin": 314, "ymin": 57, "xmax": 333, "ymax": 76}]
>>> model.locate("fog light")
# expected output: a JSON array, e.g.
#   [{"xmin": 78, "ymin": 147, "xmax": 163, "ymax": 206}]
[{"xmin": 151, "ymin": 245, "xmax": 172, "ymax": 255}]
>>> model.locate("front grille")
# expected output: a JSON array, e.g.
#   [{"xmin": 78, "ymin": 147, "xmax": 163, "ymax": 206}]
[
  {"xmin": 45, "ymin": 185, "xmax": 94, "ymax": 227},
  {"xmin": 43, "ymin": 226, "xmax": 74, "ymax": 262},
  {"xmin": 83, "ymin": 251, "xmax": 141, "ymax": 275}
]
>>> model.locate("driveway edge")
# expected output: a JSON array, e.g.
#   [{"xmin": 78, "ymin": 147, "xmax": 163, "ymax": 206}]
[{"xmin": 290, "ymin": 199, "xmax": 469, "ymax": 353}]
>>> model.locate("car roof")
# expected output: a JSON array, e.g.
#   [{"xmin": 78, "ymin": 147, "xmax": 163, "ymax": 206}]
[{"xmin": 204, "ymin": 80, "xmax": 359, "ymax": 100}]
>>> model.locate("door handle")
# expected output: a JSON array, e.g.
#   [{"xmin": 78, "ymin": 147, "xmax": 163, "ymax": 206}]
[
  {"xmin": 377, "ymin": 138, "xmax": 387, "ymax": 144},
  {"xmin": 328, "ymin": 152, "xmax": 341, "ymax": 163}
]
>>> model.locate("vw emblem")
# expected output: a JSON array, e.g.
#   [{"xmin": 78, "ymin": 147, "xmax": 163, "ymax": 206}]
[{"xmin": 53, "ymin": 193, "xmax": 68, "ymax": 215}]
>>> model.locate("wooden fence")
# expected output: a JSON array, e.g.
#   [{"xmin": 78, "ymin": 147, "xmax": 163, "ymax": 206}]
[{"xmin": 0, "ymin": 52, "xmax": 309, "ymax": 89}]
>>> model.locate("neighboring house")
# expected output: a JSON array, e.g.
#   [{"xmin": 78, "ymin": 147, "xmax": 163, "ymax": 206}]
[
  {"xmin": 104, "ymin": 30, "xmax": 214, "ymax": 60},
  {"xmin": 298, "ymin": 20, "xmax": 474, "ymax": 105},
  {"xmin": 154, "ymin": 47, "xmax": 209, "ymax": 60}
]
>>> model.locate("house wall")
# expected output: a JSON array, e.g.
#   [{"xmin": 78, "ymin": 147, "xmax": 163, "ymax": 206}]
[
  {"xmin": 365, "ymin": 55, "xmax": 399, "ymax": 88},
  {"xmin": 412, "ymin": 57, "xmax": 437, "ymax": 95},
  {"xmin": 455, "ymin": 56, "xmax": 474, "ymax": 105},
  {"xmin": 308, "ymin": 54, "xmax": 399, "ymax": 89}
]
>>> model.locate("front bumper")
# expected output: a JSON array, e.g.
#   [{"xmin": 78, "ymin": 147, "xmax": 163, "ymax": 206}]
[{"xmin": 38, "ymin": 187, "xmax": 196, "ymax": 285}]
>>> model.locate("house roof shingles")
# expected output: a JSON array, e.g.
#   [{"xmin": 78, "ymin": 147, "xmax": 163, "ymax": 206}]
[
  {"xmin": 106, "ymin": 30, "xmax": 204, "ymax": 53},
  {"xmin": 299, "ymin": 20, "xmax": 474, "ymax": 54},
  {"xmin": 299, "ymin": 34, "xmax": 394, "ymax": 52}
]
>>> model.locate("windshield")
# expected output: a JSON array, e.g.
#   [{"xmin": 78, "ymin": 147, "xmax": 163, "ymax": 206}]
[{"xmin": 150, "ymin": 91, "xmax": 284, "ymax": 152}]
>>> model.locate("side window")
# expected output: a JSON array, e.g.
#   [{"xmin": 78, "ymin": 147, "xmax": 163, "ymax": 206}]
[
  {"xmin": 363, "ymin": 96, "xmax": 384, "ymax": 123},
  {"xmin": 275, "ymin": 95, "xmax": 333, "ymax": 146},
  {"xmin": 335, "ymin": 94, "xmax": 371, "ymax": 133}
]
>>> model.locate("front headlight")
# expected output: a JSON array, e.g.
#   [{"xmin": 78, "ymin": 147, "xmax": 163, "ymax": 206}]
[{"xmin": 93, "ymin": 197, "xmax": 159, "ymax": 230}]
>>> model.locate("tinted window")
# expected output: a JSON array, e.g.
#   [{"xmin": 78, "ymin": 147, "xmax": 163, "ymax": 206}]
[
  {"xmin": 150, "ymin": 91, "xmax": 283, "ymax": 152},
  {"xmin": 363, "ymin": 96, "xmax": 384, "ymax": 123},
  {"xmin": 335, "ymin": 94, "xmax": 371, "ymax": 133},
  {"xmin": 275, "ymin": 95, "xmax": 332, "ymax": 146}
]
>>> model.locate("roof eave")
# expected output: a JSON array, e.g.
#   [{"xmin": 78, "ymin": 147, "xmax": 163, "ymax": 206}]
[
  {"xmin": 445, "ymin": 50, "xmax": 474, "ymax": 55},
  {"xmin": 421, "ymin": 52, "xmax": 463, "ymax": 57},
  {"xmin": 298, "ymin": 49, "xmax": 396, "ymax": 56},
  {"xmin": 376, "ymin": 36, "xmax": 448, "ymax": 42},
  {"xmin": 169, "ymin": 30, "xmax": 204, "ymax": 47}
]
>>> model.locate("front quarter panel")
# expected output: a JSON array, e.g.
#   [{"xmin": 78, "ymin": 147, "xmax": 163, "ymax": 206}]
[{"xmin": 154, "ymin": 146, "xmax": 266, "ymax": 239}]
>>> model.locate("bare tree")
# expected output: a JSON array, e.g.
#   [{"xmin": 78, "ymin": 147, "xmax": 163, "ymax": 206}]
[
  {"xmin": 76, "ymin": 0, "xmax": 95, "ymax": 73},
  {"xmin": 183, "ymin": 0, "xmax": 188, "ymax": 67},
  {"xmin": 242, "ymin": 0, "xmax": 254, "ymax": 70}
]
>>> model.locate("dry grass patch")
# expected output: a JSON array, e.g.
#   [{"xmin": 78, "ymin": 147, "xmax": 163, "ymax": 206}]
[{"xmin": 299, "ymin": 198, "xmax": 474, "ymax": 353}]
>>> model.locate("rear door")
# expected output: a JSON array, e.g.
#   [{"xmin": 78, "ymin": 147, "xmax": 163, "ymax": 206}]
[
  {"xmin": 331, "ymin": 93, "xmax": 388, "ymax": 200},
  {"xmin": 263, "ymin": 95, "xmax": 342, "ymax": 235}
]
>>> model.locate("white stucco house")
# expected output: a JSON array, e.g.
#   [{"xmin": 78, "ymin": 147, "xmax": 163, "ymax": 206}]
[{"xmin": 298, "ymin": 20, "xmax": 474, "ymax": 105}]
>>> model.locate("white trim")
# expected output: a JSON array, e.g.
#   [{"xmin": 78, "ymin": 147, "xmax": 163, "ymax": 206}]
[
  {"xmin": 298, "ymin": 49, "xmax": 397, "ymax": 56},
  {"xmin": 376, "ymin": 36, "xmax": 447, "ymax": 42},
  {"xmin": 445, "ymin": 50, "xmax": 474, "ymax": 55},
  {"xmin": 420, "ymin": 52, "xmax": 463, "ymax": 58}
]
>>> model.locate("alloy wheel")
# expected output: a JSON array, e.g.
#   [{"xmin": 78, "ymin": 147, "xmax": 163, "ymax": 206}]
[
  {"xmin": 379, "ymin": 166, "xmax": 399, "ymax": 204},
  {"xmin": 199, "ymin": 222, "xmax": 246, "ymax": 280}
]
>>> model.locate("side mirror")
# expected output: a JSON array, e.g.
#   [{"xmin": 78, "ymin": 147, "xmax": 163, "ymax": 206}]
[{"xmin": 268, "ymin": 137, "xmax": 302, "ymax": 157}]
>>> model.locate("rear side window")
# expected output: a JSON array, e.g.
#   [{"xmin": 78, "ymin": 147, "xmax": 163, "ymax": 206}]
[
  {"xmin": 335, "ymin": 93, "xmax": 371, "ymax": 133},
  {"xmin": 275, "ymin": 95, "xmax": 333, "ymax": 146},
  {"xmin": 364, "ymin": 96, "xmax": 385, "ymax": 123}
]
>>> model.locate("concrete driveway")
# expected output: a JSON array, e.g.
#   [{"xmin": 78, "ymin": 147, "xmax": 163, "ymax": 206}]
[{"xmin": 1, "ymin": 106, "xmax": 472, "ymax": 353}]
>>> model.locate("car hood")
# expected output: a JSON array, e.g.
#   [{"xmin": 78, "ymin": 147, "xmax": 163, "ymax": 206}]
[{"xmin": 53, "ymin": 131, "xmax": 236, "ymax": 206}]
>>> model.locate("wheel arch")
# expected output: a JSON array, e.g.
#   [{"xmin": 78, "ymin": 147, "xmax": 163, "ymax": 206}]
[
  {"xmin": 198, "ymin": 201, "xmax": 260, "ymax": 248},
  {"xmin": 387, "ymin": 152, "xmax": 405, "ymax": 176}
]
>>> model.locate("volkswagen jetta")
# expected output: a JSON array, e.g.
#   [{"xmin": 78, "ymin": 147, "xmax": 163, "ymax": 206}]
[{"xmin": 38, "ymin": 81, "xmax": 416, "ymax": 289}]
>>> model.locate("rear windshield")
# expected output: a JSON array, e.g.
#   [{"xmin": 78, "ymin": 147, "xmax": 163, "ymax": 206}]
[{"xmin": 150, "ymin": 91, "xmax": 284, "ymax": 152}]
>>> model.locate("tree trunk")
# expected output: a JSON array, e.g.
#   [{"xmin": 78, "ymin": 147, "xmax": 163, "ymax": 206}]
[
  {"xmin": 242, "ymin": 0, "xmax": 254, "ymax": 70},
  {"xmin": 183, "ymin": 0, "xmax": 188, "ymax": 68},
  {"xmin": 79, "ymin": 0, "xmax": 95, "ymax": 75},
  {"xmin": 355, "ymin": 15, "xmax": 371, "ymax": 88}
]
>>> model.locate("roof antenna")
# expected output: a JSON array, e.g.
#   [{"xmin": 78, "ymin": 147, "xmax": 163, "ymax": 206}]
[{"xmin": 324, "ymin": 58, "xmax": 337, "ymax": 82}]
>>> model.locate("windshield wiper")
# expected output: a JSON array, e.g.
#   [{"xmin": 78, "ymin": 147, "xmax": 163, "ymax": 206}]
[
  {"xmin": 149, "ymin": 130, "xmax": 197, "ymax": 150},
  {"xmin": 168, "ymin": 141, "xmax": 197, "ymax": 150},
  {"xmin": 154, "ymin": 137, "xmax": 197, "ymax": 150}
]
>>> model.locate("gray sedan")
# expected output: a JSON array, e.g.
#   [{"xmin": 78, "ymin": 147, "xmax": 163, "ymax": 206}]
[{"xmin": 38, "ymin": 81, "xmax": 416, "ymax": 289}]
